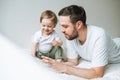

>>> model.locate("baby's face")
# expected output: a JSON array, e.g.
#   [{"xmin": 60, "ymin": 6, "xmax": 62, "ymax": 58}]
[{"xmin": 41, "ymin": 18, "xmax": 55, "ymax": 35}]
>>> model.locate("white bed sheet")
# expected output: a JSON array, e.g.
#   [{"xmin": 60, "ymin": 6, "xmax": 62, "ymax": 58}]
[{"xmin": 0, "ymin": 34, "xmax": 120, "ymax": 80}]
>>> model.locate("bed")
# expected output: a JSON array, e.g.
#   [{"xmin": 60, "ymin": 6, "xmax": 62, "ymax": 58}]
[{"xmin": 0, "ymin": 34, "xmax": 120, "ymax": 80}]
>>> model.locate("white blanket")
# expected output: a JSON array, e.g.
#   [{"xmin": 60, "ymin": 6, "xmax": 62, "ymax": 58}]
[{"xmin": 0, "ymin": 34, "xmax": 120, "ymax": 80}]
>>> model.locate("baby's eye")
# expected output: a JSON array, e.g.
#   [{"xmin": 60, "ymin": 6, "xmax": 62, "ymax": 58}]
[
  {"xmin": 42, "ymin": 25, "xmax": 45, "ymax": 27},
  {"xmin": 47, "ymin": 25, "xmax": 51, "ymax": 27}
]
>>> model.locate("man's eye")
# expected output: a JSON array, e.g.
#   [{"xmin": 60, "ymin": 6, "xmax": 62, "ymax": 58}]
[{"xmin": 63, "ymin": 26, "xmax": 68, "ymax": 28}]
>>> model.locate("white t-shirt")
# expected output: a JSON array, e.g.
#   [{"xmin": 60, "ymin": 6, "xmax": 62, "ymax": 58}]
[
  {"xmin": 67, "ymin": 25, "xmax": 120, "ymax": 67},
  {"xmin": 33, "ymin": 30, "xmax": 60, "ymax": 53}
]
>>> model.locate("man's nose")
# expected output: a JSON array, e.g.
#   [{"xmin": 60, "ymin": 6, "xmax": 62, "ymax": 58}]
[{"xmin": 61, "ymin": 28, "xmax": 65, "ymax": 33}]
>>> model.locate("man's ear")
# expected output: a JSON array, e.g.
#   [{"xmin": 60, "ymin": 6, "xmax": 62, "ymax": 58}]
[{"xmin": 76, "ymin": 21, "xmax": 82, "ymax": 30}]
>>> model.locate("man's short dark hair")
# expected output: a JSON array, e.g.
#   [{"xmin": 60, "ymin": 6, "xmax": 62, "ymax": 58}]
[{"xmin": 58, "ymin": 5, "xmax": 86, "ymax": 26}]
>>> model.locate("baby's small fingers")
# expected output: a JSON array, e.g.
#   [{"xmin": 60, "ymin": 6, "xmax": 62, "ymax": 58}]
[
  {"xmin": 42, "ymin": 59, "xmax": 49, "ymax": 63},
  {"xmin": 41, "ymin": 56, "xmax": 55, "ymax": 64},
  {"xmin": 41, "ymin": 56, "xmax": 54, "ymax": 61}
]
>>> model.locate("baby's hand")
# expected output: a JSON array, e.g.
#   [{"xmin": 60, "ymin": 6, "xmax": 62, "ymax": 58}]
[
  {"xmin": 56, "ymin": 59, "xmax": 62, "ymax": 62},
  {"xmin": 51, "ymin": 40, "xmax": 59, "ymax": 46}
]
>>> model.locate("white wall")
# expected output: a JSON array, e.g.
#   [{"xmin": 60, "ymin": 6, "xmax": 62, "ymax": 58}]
[{"xmin": 0, "ymin": 0, "xmax": 120, "ymax": 50}]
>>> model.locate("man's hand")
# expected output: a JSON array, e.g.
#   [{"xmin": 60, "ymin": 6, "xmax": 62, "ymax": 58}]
[
  {"xmin": 41, "ymin": 56, "xmax": 105, "ymax": 79},
  {"xmin": 41, "ymin": 56, "xmax": 67, "ymax": 73}
]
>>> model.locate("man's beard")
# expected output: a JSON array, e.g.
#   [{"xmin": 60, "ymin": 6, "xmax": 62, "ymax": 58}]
[
  {"xmin": 67, "ymin": 30, "xmax": 78, "ymax": 40},
  {"xmin": 66, "ymin": 26, "xmax": 78, "ymax": 40}
]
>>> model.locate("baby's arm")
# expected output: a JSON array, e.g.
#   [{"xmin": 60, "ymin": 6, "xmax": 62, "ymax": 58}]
[
  {"xmin": 31, "ymin": 42, "xmax": 38, "ymax": 56},
  {"xmin": 51, "ymin": 40, "xmax": 63, "ymax": 46}
]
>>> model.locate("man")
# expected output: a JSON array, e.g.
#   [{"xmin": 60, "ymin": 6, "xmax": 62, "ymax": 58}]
[{"xmin": 41, "ymin": 5, "xmax": 120, "ymax": 79}]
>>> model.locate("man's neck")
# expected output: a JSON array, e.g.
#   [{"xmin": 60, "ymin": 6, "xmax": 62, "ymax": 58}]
[{"xmin": 78, "ymin": 26, "xmax": 87, "ymax": 45}]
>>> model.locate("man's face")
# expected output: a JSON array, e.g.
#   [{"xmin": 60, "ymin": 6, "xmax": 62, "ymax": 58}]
[{"xmin": 59, "ymin": 16, "xmax": 78, "ymax": 40}]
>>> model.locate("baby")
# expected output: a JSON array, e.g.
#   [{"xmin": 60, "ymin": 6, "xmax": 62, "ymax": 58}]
[{"xmin": 32, "ymin": 10, "xmax": 63, "ymax": 62}]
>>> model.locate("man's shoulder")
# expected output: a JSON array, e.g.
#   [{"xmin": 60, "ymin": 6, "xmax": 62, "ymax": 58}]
[
  {"xmin": 88, "ymin": 24, "xmax": 106, "ymax": 35},
  {"xmin": 88, "ymin": 24, "xmax": 104, "ymax": 30}
]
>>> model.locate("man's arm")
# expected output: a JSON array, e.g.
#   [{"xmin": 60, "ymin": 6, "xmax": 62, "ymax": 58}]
[
  {"xmin": 66, "ymin": 58, "xmax": 79, "ymax": 66},
  {"xmin": 64, "ymin": 65, "xmax": 105, "ymax": 79},
  {"xmin": 41, "ymin": 56, "xmax": 105, "ymax": 79}
]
